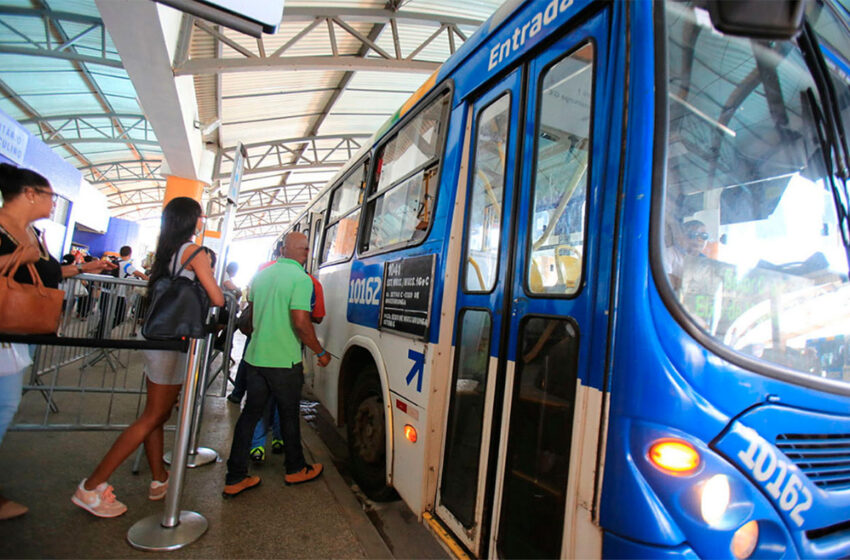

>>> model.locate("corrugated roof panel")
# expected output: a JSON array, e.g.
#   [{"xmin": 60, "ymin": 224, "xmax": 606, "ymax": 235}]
[
  {"xmin": 103, "ymin": 94, "xmax": 146, "ymax": 115},
  {"xmin": 125, "ymin": 147, "xmax": 162, "ymax": 161},
  {"xmin": 221, "ymin": 70, "xmax": 341, "ymax": 97},
  {"xmin": 0, "ymin": 99, "xmax": 27, "ymax": 123},
  {"xmin": 87, "ymin": 73, "xmax": 137, "ymax": 97},
  {"xmin": 222, "ymin": 115, "xmax": 316, "ymax": 146},
  {"xmin": 47, "ymin": 0, "xmax": 101, "ymax": 18},
  {"xmin": 345, "ymin": 70, "xmax": 429, "ymax": 92},
  {"xmin": 194, "ymin": 74, "xmax": 218, "ymax": 123},
  {"xmin": 62, "ymin": 142, "xmax": 138, "ymax": 162},
  {"xmin": 331, "ymin": 88, "xmax": 411, "ymax": 114},
  {"xmin": 0, "ymin": 14, "xmax": 51, "ymax": 43},
  {"xmin": 189, "ymin": 22, "xmax": 216, "ymax": 58},
  {"xmin": 284, "ymin": 169, "xmax": 339, "ymax": 184},
  {"xmin": 1, "ymin": 70, "xmax": 92, "ymax": 99},
  {"xmin": 223, "ymin": 168, "xmax": 338, "ymax": 186},
  {"xmin": 21, "ymin": 92, "xmax": 104, "ymax": 116},
  {"xmin": 404, "ymin": 0, "xmax": 506, "ymax": 21},
  {"xmin": 320, "ymin": 115, "xmax": 394, "ymax": 136},
  {"xmin": 230, "ymin": 174, "xmax": 281, "ymax": 188},
  {"xmin": 223, "ymin": 91, "xmax": 330, "ymax": 123}
]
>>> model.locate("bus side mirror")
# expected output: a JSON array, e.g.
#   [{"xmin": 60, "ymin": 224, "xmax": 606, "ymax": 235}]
[{"xmin": 706, "ymin": 0, "xmax": 807, "ymax": 40}]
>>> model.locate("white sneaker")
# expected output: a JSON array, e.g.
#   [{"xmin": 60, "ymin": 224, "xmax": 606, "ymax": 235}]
[
  {"xmin": 149, "ymin": 476, "xmax": 168, "ymax": 501},
  {"xmin": 71, "ymin": 479, "xmax": 127, "ymax": 518}
]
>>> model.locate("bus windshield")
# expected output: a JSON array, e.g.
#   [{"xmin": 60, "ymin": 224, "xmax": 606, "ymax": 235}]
[{"xmin": 661, "ymin": 0, "xmax": 850, "ymax": 384}]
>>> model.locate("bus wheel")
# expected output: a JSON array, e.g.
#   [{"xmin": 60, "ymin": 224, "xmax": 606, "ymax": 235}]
[{"xmin": 346, "ymin": 370, "xmax": 398, "ymax": 502}]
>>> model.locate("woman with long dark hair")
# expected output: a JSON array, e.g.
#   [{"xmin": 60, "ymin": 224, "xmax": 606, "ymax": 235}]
[
  {"xmin": 0, "ymin": 164, "xmax": 114, "ymax": 521},
  {"xmin": 72, "ymin": 196, "xmax": 224, "ymax": 518}
]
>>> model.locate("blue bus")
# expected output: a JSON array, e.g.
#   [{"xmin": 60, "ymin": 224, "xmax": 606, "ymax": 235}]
[{"xmin": 280, "ymin": 0, "xmax": 850, "ymax": 557}]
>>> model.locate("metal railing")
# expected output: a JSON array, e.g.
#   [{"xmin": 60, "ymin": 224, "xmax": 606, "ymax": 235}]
[{"xmin": 6, "ymin": 274, "xmax": 239, "ymax": 432}]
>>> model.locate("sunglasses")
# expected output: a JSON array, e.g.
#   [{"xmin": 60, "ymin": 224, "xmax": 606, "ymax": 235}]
[{"xmin": 688, "ymin": 231, "xmax": 710, "ymax": 241}]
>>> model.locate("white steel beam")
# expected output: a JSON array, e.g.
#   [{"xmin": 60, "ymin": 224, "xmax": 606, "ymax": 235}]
[
  {"xmin": 95, "ymin": 0, "xmax": 205, "ymax": 180},
  {"xmin": 177, "ymin": 55, "xmax": 440, "ymax": 76}
]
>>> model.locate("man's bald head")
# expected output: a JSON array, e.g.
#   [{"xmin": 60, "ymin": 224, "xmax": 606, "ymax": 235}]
[{"xmin": 283, "ymin": 231, "xmax": 310, "ymax": 265}]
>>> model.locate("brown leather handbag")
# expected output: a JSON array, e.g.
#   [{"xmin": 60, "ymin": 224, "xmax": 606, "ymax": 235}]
[{"xmin": 0, "ymin": 245, "xmax": 65, "ymax": 334}]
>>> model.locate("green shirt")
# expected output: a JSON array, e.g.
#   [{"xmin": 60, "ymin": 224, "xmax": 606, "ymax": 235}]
[{"xmin": 245, "ymin": 257, "xmax": 312, "ymax": 368}]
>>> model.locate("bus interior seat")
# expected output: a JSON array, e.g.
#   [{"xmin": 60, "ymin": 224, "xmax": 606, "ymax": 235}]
[
  {"xmin": 530, "ymin": 258, "xmax": 545, "ymax": 293},
  {"xmin": 555, "ymin": 246, "xmax": 580, "ymax": 290}
]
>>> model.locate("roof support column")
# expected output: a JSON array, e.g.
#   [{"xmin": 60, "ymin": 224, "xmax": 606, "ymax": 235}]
[{"xmin": 95, "ymin": 0, "xmax": 207, "ymax": 181}]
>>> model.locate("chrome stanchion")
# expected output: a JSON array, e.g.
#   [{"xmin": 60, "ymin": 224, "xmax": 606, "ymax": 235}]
[
  {"xmin": 185, "ymin": 327, "xmax": 219, "ymax": 466},
  {"xmin": 164, "ymin": 307, "xmax": 219, "ymax": 468},
  {"xmin": 164, "ymin": 326, "xmax": 218, "ymax": 467},
  {"xmin": 127, "ymin": 340, "xmax": 208, "ymax": 551}
]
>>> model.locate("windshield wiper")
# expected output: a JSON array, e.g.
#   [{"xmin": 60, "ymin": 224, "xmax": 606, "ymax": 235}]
[
  {"xmin": 799, "ymin": 22, "xmax": 849, "ymax": 175},
  {"xmin": 799, "ymin": 23, "xmax": 850, "ymax": 272}
]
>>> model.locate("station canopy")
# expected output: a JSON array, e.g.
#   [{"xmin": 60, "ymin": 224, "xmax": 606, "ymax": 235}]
[{"xmin": 0, "ymin": 0, "xmax": 506, "ymax": 239}]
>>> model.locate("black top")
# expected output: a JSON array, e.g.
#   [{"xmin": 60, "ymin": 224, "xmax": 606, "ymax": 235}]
[{"xmin": 0, "ymin": 225, "xmax": 62, "ymax": 289}]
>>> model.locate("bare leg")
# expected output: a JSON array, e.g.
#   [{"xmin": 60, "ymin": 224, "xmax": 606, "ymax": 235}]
[
  {"xmin": 84, "ymin": 379, "xmax": 182, "ymax": 490},
  {"xmin": 143, "ymin": 378, "xmax": 180, "ymax": 482}
]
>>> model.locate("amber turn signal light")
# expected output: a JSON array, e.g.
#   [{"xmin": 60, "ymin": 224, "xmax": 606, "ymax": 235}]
[
  {"xmin": 649, "ymin": 439, "xmax": 700, "ymax": 474},
  {"xmin": 404, "ymin": 424, "xmax": 417, "ymax": 443}
]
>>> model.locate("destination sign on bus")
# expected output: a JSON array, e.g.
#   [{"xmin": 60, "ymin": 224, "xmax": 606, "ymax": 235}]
[
  {"xmin": 487, "ymin": 0, "xmax": 576, "ymax": 73},
  {"xmin": 380, "ymin": 254, "xmax": 436, "ymax": 339}
]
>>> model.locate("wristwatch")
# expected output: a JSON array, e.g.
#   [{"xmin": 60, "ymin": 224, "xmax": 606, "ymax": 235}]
[{"xmin": 75, "ymin": 262, "xmax": 84, "ymax": 274}]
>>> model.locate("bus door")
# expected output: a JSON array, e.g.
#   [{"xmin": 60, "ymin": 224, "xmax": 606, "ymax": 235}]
[
  {"xmin": 435, "ymin": 68, "xmax": 523, "ymax": 555},
  {"xmin": 437, "ymin": 11, "xmax": 613, "ymax": 559}
]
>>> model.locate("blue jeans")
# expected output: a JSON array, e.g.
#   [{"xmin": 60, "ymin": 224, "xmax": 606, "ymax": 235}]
[
  {"xmin": 0, "ymin": 369, "xmax": 24, "ymax": 446},
  {"xmin": 251, "ymin": 397, "xmax": 281, "ymax": 449},
  {"xmin": 226, "ymin": 362, "xmax": 306, "ymax": 484}
]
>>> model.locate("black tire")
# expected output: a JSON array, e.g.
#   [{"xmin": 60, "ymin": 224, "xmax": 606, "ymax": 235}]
[{"xmin": 346, "ymin": 367, "xmax": 399, "ymax": 502}]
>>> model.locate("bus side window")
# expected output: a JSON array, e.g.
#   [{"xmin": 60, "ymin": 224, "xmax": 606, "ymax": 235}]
[
  {"xmin": 361, "ymin": 90, "xmax": 450, "ymax": 253},
  {"xmin": 321, "ymin": 159, "xmax": 367, "ymax": 265}
]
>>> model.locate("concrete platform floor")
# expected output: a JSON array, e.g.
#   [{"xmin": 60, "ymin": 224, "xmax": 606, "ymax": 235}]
[
  {"xmin": 0, "ymin": 392, "xmax": 385, "ymax": 559},
  {"xmin": 0, "ymin": 331, "xmax": 449, "ymax": 559},
  {"xmin": 0, "ymin": 394, "xmax": 447, "ymax": 559}
]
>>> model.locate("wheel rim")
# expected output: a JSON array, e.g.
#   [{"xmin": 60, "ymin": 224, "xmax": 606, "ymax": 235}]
[{"xmin": 352, "ymin": 395, "xmax": 384, "ymax": 464}]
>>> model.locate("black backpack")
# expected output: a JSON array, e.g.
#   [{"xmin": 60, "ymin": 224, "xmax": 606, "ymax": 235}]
[{"xmin": 141, "ymin": 247, "xmax": 210, "ymax": 341}]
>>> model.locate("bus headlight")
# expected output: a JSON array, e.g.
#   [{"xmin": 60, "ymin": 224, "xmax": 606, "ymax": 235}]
[
  {"xmin": 699, "ymin": 474, "xmax": 730, "ymax": 526},
  {"xmin": 731, "ymin": 520, "xmax": 759, "ymax": 559}
]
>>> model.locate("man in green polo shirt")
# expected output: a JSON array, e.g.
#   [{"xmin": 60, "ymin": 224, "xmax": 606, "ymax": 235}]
[{"xmin": 223, "ymin": 232, "xmax": 332, "ymax": 496}]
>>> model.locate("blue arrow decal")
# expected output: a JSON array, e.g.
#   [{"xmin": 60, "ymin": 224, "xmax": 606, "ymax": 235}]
[{"xmin": 406, "ymin": 349, "xmax": 425, "ymax": 392}]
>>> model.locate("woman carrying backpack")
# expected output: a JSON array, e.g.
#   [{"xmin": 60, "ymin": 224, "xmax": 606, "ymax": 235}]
[{"xmin": 72, "ymin": 197, "xmax": 224, "ymax": 518}]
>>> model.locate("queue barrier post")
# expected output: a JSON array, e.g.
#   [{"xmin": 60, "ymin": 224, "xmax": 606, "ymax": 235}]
[
  {"xmin": 126, "ymin": 338, "xmax": 208, "ymax": 551},
  {"xmin": 164, "ymin": 308, "xmax": 220, "ymax": 468}
]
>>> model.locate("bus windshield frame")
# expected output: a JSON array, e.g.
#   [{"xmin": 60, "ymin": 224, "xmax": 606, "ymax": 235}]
[{"xmin": 653, "ymin": 0, "xmax": 850, "ymax": 394}]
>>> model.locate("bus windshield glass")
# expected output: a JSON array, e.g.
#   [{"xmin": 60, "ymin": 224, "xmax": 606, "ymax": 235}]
[{"xmin": 661, "ymin": 0, "xmax": 850, "ymax": 383}]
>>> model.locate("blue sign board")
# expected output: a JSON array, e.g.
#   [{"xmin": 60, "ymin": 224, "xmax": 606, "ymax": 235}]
[{"xmin": 347, "ymin": 260, "xmax": 384, "ymax": 328}]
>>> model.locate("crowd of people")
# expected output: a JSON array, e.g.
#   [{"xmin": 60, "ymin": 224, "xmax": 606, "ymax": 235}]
[{"xmin": 0, "ymin": 163, "xmax": 331, "ymax": 520}]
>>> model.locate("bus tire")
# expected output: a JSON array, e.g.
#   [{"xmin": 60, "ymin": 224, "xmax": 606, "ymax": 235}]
[{"xmin": 346, "ymin": 369, "xmax": 398, "ymax": 502}]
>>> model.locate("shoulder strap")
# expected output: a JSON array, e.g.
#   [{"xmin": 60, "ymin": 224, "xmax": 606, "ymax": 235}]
[
  {"xmin": 169, "ymin": 242, "xmax": 192, "ymax": 276},
  {"xmin": 122, "ymin": 261, "xmax": 133, "ymax": 277},
  {"xmin": 174, "ymin": 246, "xmax": 206, "ymax": 277}
]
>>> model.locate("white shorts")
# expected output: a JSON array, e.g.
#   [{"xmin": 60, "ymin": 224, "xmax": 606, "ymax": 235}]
[{"xmin": 142, "ymin": 348, "xmax": 188, "ymax": 386}]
